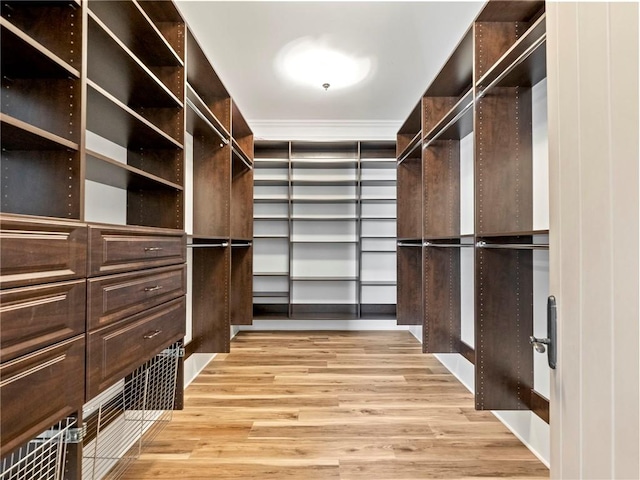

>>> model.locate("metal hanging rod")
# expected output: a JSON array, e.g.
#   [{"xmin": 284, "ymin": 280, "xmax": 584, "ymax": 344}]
[
  {"xmin": 397, "ymin": 135, "xmax": 422, "ymax": 164},
  {"xmin": 186, "ymin": 97, "xmax": 229, "ymax": 144},
  {"xmin": 397, "ymin": 241, "xmax": 422, "ymax": 247},
  {"xmin": 424, "ymin": 242, "xmax": 475, "ymax": 248},
  {"xmin": 476, "ymin": 241, "xmax": 549, "ymax": 250},
  {"xmin": 232, "ymin": 241, "xmax": 253, "ymax": 247},
  {"xmin": 476, "ymin": 32, "xmax": 547, "ymax": 100},
  {"xmin": 422, "ymin": 99, "xmax": 473, "ymax": 150},
  {"xmin": 232, "ymin": 145, "xmax": 254, "ymax": 170},
  {"xmin": 187, "ymin": 242, "xmax": 229, "ymax": 248}
]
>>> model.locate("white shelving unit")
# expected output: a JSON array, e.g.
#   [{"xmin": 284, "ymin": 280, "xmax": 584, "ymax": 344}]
[{"xmin": 253, "ymin": 141, "xmax": 397, "ymax": 320}]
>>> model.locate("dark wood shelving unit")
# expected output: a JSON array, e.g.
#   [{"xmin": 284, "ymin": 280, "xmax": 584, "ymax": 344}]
[
  {"xmin": 185, "ymin": 25, "xmax": 253, "ymax": 347},
  {"xmin": 0, "ymin": 0, "xmax": 257, "ymax": 471},
  {"xmin": 1, "ymin": 3, "xmax": 82, "ymax": 221},
  {"xmin": 396, "ymin": 0, "xmax": 549, "ymax": 421},
  {"xmin": 254, "ymin": 140, "xmax": 396, "ymax": 320}
]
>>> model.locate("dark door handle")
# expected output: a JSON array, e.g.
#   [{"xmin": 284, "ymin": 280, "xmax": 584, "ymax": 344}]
[{"xmin": 530, "ymin": 295, "xmax": 557, "ymax": 369}]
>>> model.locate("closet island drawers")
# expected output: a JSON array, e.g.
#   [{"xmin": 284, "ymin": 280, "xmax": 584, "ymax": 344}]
[
  {"xmin": 0, "ymin": 280, "xmax": 86, "ymax": 362},
  {"xmin": 86, "ymin": 297, "xmax": 185, "ymax": 399},
  {"xmin": 89, "ymin": 225, "xmax": 186, "ymax": 276},
  {"xmin": 88, "ymin": 264, "xmax": 186, "ymax": 330},
  {"xmin": 0, "ymin": 336, "xmax": 85, "ymax": 457},
  {"xmin": 0, "ymin": 216, "xmax": 87, "ymax": 289}
]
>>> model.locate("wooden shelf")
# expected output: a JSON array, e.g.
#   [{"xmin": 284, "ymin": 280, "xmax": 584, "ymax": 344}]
[
  {"xmin": 291, "ymin": 216, "xmax": 357, "ymax": 221},
  {"xmin": 1, "ymin": 114, "xmax": 78, "ymax": 151},
  {"xmin": 360, "ymin": 179, "xmax": 396, "ymax": 187},
  {"xmin": 291, "ymin": 195, "xmax": 357, "ymax": 203},
  {"xmin": 291, "ymin": 178, "xmax": 357, "ymax": 185},
  {"xmin": 85, "ymin": 149, "xmax": 183, "ymax": 191},
  {"xmin": 1, "ymin": 18, "xmax": 79, "ymax": 79},
  {"xmin": 254, "ymin": 196, "xmax": 289, "ymax": 203},
  {"xmin": 254, "ymin": 178, "xmax": 288, "ymax": 186},
  {"xmin": 290, "ymin": 239, "xmax": 358, "ymax": 244},
  {"xmin": 1, "ymin": 2, "xmax": 82, "ymax": 72},
  {"xmin": 254, "ymin": 234, "xmax": 288, "ymax": 239},
  {"xmin": 88, "ymin": 0, "xmax": 183, "ymax": 68},
  {"xmin": 253, "ymin": 291, "xmax": 289, "ymax": 298},
  {"xmin": 87, "ymin": 13, "xmax": 182, "ymax": 109},
  {"xmin": 254, "ymin": 159, "xmax": 290, "ymax": 168},
  {"xmin": 86, "ymin": 81, "xmax": 183, "ymax": 150},
  {"xmin": 291, "ymin": 277, "xmax": 358, "ymax": 282},
  {"xmin": 254, "ymin": 272, "xmax": 289, "ymax": 277}
]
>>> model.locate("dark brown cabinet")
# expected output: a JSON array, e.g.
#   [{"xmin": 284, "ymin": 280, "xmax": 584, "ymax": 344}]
[
  {"xmin": 396, "ymin": 0, "xmax": 549, "ymax": 420},
  {"xmin": 88, "ymin": 225, "xmax": 186, "ymax": 276},
  {"xmin": 0, "ymin": 216, "xmax": 87, "ymax": 289},
  {"xmin": 86, "ymin": 297, "xmax": 185, "ymax": 399},
  {"xmin": 0, "ymin": 280, "xmax": 86, "ymax": 363},
  {"xmin": 0, "ymin": 335, "xmax": 85, "ymax": 458},
  {"xmin": 0, "ymin": 0, "xmax": 253, "ymax": 471},
  {"xmin": 87, "ymin": 264, "xmax": 186, "ymax": 331}
]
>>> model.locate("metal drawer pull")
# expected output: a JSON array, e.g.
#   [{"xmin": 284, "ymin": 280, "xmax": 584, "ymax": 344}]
[
  {"xmin": 144, "ymin": 247, "xmax": 163, "ymax": 252},
  {"xmin": 143, "ymin": 330, "xmax": 162, "ymax": 339},
  {"xmin": 144, "ymin": 285, "xmax": 163, "ymax": 292}
]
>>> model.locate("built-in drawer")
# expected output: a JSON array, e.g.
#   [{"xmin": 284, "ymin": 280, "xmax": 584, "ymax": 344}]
[
  {"xmin": 88, "ymin": 225, "xmax": 186, "ymax": 277},
  {"xmin": 86, "ymin": 297, "xmax": 185, "ymax": 400},
  {"xmin": 0, "ymin": 280, "xmax": 86, "ymax": 362},
  {"xmin": 0, "ymin": 335, "xmax": 85, "ymax": 458},
  {"xmin": 0, "ymin": 215, "xmax": 87, "ymax": 289},
  {"xmin": 87, "ymin": 265, "xmax": 186, "ymax": 331}
]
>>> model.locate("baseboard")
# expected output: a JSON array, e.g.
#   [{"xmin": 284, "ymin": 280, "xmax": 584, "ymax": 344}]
[
  {"xmin": 239, "ymin": 318, "xmax": 408, "ymax": 331},
  {"xmin": 184, "ymin": 352, "xmax": 215, "ymax": 387}
]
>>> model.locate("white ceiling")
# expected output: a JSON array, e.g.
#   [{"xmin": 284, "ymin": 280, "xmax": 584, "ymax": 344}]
[{"xmin": 176, "ymin": 1, "xmax": 485, "ymax": 139}]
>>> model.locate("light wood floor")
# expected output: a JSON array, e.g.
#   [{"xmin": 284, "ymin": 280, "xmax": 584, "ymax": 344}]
[{"xmin": 123, "ymin": 331, "xmax": 549, "ymax": 479}]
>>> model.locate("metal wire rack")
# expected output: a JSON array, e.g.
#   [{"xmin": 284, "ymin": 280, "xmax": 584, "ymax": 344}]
[
  {"xmin": 82, "ymin": 343, "xmax": 182, "ymax": 480},
  {"xmin": 1, "ymin": 417, "xmax": 76, "ymax": 480}
]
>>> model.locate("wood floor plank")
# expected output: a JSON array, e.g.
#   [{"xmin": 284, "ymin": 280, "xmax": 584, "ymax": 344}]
[{"xmin": 121, "ymin": 331, "xmax": 548, "ymax": 479}]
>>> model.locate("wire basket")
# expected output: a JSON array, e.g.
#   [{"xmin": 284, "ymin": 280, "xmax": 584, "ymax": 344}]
[
  {"xmin": 82, "ymin": 343, "xmax": 181, "ymax": 480},
  {"xmin": 1, "ymin": 417, "xmax": 76, "ymax": 480}
]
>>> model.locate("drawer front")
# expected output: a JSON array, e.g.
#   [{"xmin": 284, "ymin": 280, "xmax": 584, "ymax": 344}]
[
  {"xmin": 0, "ymin": 216, "xmax": 87, "ymax": 289},
  {"xmin": 86, "ymin": 297, "xmax": 185, "ymax": 400},
  {"xmin": 88, "ymin": 265, "xmax": 186, "ymax": 331},
  {"xmin": 0, "ymin": 280, "xmax": 86, "ymax": 362},
  {"xmin": 89, "ymin": 226, "xmax": 186, "ymax": 276},
  {"xmin": 0, "ymin": 336, "xmax": 85, "ymax": 457}
]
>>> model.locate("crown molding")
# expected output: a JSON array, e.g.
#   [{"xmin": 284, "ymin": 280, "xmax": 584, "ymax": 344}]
[{"xmin": 249, "ymin": 119, "xmax": 400, "ymax": 141}]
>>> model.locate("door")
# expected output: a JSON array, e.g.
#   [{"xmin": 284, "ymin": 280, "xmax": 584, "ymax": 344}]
[{"xmin": 547, "ymin": 3, "xmax": 639, "ymax": 478}]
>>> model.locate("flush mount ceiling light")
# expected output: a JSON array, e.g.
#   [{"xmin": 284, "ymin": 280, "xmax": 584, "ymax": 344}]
[{"xmin": 276, "ymin": 37, "xmax": 372, "ymax": 91}]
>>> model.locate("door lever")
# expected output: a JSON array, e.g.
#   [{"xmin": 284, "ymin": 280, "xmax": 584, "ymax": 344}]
[
  {"xmin": 530, "ymin": 296, "xmax": 557, "ymax": 369},
  {"xmin": 529, "ymin": 335, "xmax": 550, "ymax": 354}
]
